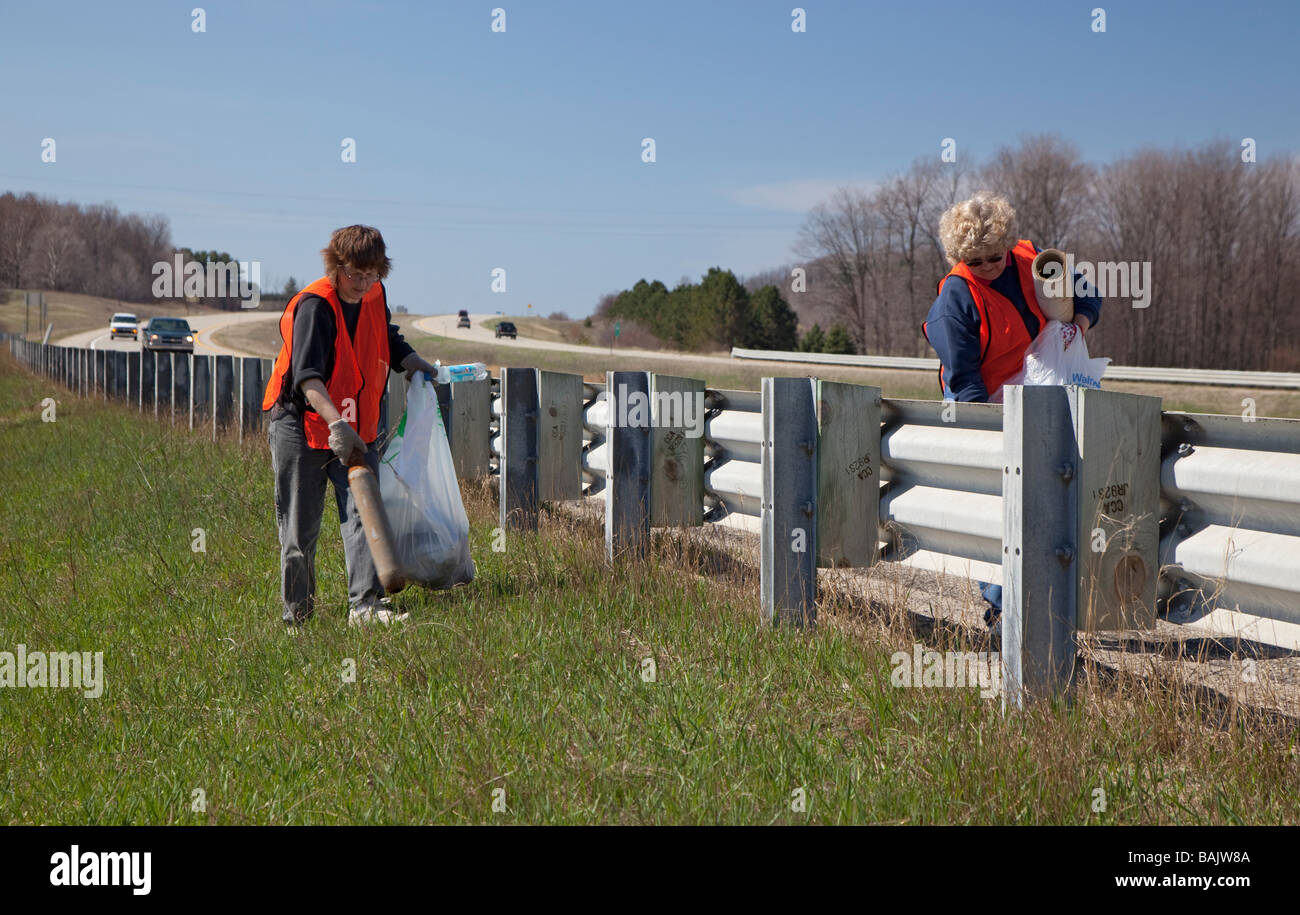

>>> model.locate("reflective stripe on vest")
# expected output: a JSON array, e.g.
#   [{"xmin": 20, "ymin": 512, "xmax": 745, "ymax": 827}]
[
  {"xmin": 261, "ymin": 276, "xmax": 390, "ymax": 449},
  {"xmin": 922, "ymin": 239, "xmax": 1046, "ymax": 399}
]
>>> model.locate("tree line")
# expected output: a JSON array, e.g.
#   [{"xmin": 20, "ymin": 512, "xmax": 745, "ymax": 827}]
[
  {"xmin": 0, "ymin": 191, "xmax": 171, "ymax": 303},
  {"xmin": 789, "ymin": 135, "xmax": 1300, "ymax": 371},
  {"xmin": 596, "ymin": 267, "xmax": 859, "ymax": 354},
  {"xmin": 0, "ymin": 192, "xmax": 265, "ymax": 310}
]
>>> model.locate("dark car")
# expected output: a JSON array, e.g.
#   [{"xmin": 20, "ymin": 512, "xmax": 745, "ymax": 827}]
[
  {"xmin": 143, "ymin": 317, "xmax": 195, "ymax": 354},
  {"xmin": 457, "ymin": 311, "xmax": 471, "ymax": 328},
  {"xmin": 495, "ymin": 321, "xmax": 517, "ymax": 339}
]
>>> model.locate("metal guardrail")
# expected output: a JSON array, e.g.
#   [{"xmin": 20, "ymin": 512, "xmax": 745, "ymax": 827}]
[
  {"xmin": 1159, "ymin": 412, "xmax": 1300, "ymax": 648},
  {"xmin": 880, "ymin": 399, "xmax": 1004, "ymax": 583},
  {"xmin": 730, "ymin": 346, "xmax": 1300, "ymax": 390},
  {"xmin": 11, "ymin": 337, "xmax": 1300, "ymax": 703}
]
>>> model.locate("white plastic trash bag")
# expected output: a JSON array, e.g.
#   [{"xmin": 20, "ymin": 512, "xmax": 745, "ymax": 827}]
[
  {"xmin": 378, "ymin": 375, "xmax": 475, "ymax": 589},
  {"xmin": 990, "ymin": 320, "xmax": 1111, "ymax": 403}
]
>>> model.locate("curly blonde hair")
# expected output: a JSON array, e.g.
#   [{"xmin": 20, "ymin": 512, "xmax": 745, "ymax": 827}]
[{"xmin": 938, "ymin": 192, "xmax": 1018, "ymax": 265}]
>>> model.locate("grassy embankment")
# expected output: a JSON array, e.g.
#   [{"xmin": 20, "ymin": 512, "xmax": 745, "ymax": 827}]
[
  {"xmin": 0, "ymin": 349, "xmax": 1296, "ymax": 824},
  {"xmin": 0, "ymin": 289, "xmax": 241, "ymax": 340}
]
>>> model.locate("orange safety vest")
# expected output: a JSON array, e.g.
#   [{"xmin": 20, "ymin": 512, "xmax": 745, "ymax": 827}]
[
  {"xmin": 922, "ymin": 239, "xmax": 1047, "ymax": 399},
  {"xmin": 262, "ymin": 275, "xmax": 390, "ymax": 449}
]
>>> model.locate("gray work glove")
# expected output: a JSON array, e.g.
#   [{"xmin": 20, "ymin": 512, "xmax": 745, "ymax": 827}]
[{"xmin": 327, "ymin": 419, "xmax": 366, "ymax": 464}]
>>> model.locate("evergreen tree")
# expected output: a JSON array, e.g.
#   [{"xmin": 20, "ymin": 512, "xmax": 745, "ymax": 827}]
[
  {"xmin": 823, "ymin": 324, "xmax": 857, "ymax": 355},
  {"xmin": 799, "ymin": 323, "xmax": 826, "ymax": 353},
  {"xmin": 747, "ymin": 285, "xmax": 799, "ymax": 350}
]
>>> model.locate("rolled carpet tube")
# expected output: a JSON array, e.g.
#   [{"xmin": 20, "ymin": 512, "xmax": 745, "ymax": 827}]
[{"xmin": 1031, "ymin": 248, "xmax": 1075, "ymax": 323}]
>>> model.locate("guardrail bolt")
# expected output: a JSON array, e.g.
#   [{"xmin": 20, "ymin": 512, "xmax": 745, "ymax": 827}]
[
  {"xmin": 1057, "ymin": 462, "xmax": 1074, "ymax": 482},
  {"xmin": 1177, "ymin": 442, "xmax": 1194, "ymax": 457},
  {"xmin": 1055, "ymin": 545, "xmax": 1075, "ymax": 566},
  {"xmin": 800, "ymin": 500, "xmax": 814, "ymax": 517}
]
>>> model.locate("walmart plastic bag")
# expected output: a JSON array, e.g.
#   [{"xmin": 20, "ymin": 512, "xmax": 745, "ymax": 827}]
[
  {"xmin": 990, "ymin": 320, "xmax": 1111, "ymax": 403},
  {"xmin": 378, "ymin": 375, "xmax": 475, "ymax": 589}
]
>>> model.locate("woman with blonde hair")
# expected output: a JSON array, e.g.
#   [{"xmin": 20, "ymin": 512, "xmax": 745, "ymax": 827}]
[
  {"xmin": 922, "ymin": 192, "xmax": 1102, "ymax": 634},
  {"xmin": 923, "ymin": 191, "xmax": 1100, "ymax": 403}
]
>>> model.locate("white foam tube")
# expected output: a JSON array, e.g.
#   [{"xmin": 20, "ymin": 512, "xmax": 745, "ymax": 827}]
[{"xmin": 1031, "ymin": 248, "xmax": 1075, "ymax": 322}]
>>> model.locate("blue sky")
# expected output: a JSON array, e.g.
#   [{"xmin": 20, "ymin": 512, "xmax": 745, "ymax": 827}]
[{"xmin": 2, "ymin": 0, "xmax": 1297, "ymax": 315}]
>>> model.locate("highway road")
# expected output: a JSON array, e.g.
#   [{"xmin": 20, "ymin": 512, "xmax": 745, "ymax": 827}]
[
  {"xmin": 412, "ymin": 313, "xmax": 729, "ymax": 366},
  {"xmin": 57, "ymin": 311, "xmax": 282, "ymax": 356}
]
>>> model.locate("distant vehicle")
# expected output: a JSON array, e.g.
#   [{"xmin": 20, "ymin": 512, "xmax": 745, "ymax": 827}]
[
  {"xmin": 109, "ymin": 313, "xmax": 139, "ymax": 340},
  {"xmin": 457, "ymin": 314, "xmax": 471, "ymax": 328},
  {"xmin": 457, "ymin": 309, "xmax": 469, "ymax": 318},
  {"xmin": 143, "ymin": 317, "xmax": 195, "ymax": 354},
  {"xmin": 495, "ymin": 321, "xmax": 517, "ymax": 339}
]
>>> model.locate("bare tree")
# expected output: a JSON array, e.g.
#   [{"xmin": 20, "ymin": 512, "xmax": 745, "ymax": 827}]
[{"xmin": 980, "ymin": 134, "xmax": 1094, "ymax": 248}]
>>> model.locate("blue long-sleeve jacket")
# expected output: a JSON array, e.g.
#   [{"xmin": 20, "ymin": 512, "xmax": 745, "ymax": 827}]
[{"xmin": 923, "ymin": 245, "xmax": 1102, "ymax": 402}]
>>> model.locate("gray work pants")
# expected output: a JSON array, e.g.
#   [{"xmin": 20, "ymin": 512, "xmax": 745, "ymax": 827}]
[{"xmin": 268, "ymin": 412, "xmax": 384, "ymax": 624}]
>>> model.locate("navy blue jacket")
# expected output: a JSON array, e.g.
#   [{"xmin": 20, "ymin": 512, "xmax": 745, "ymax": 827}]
[{"xmin": 923, "ymin": 245, "xmax": 1102, "ymax": 402}]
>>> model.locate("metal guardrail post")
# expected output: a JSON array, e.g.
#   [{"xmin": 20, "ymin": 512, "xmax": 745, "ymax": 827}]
[
  {"xmin": 605, "ymin": 370, "xmax": 651, "ymax": 560},
  {"xmin": 538, "ymin": 370, "xmax": 584, "ymax": 502},
  {"xmin": 95, "ymin": 349, "xmax": 106, "ymax": 400},
  {"xmin": 761, "ymin": 376, "xmax": 818, "ymax": 627},
  {"xmin": 1001, "ymin": 385, "xmax": 1079, "ymax": 708},
  {"xmin": 500, "ymin": 367, "xmax": 540, "ymax": 531},
  {"xmin": 815, "ymin": 379, "xmax": 881, "ymax": 568},
  {"xmin": 650, "ymin": 373, "xmax": 705, "ymax": 527}
]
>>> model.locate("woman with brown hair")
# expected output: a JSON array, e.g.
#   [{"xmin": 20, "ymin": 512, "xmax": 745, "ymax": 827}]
[{"xmin": 263, "ymin": 225, "xmax": 437, "ymax": 628}]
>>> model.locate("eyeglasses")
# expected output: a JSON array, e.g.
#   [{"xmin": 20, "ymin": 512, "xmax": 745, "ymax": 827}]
[
  {"xmin": 342, "ymin": 265, "xmax": 380, "ymax": 283},
  {"xmin": 965, "ymin": 253, "xmax": 1005, "ymax": 268}
]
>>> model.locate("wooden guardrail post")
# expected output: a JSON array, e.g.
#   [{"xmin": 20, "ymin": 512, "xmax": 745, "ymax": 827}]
[
  {"xmin": 94, "ymin": 349, "xmax": 106, "ymax": 400},
  {"xmin": 761, "ymin": 377, "xmax": 818, "ymax": 627},
  {"xmin": 213, "ymin": 355, "xmax": 235, "ymax": 436},
  {"xmin": 1002, "ymin": 385, "xmax": 1163, "ymax": 709},
  {"xmin": 173, "ymin": 353, "xmax": 191, "ymax": 425},
  {"xmin": 156, "ymin": 351, "xmax": 172, "ymax": 419},
  {"xmin": 190, "ymin": 354, "xmax": 211, "ymax": 430},
  {"xmin": 449, "ymin": 378, "xmax": 492, "ymax": 479},
  {"xmin": 1072, "ymin": 387, "xmax": 1161, "ymax": 632},
  {"xmin": 113, "ymin": 351, "xmax": 128, "ymax": 400},
  {"xmin": 238, "ymin": 357, "xmax": 263, "ymax": 440},
  {"xmin": 649, "ymin": 373, "xmax": 705, "ymax": 527},
  {"xmin": 538, "ymin": 370, "xmax": 584, "ymax": 502},
  {"xmin": 605, "ymin": 370, "xmax": 652, "ymax": 560},
  {"xmin": 500, "ymin": 367, "xmax": 540, "ymax": 531},
  {"xmin": 814, "ymin": 379, "xmax": 881, "ymax": 569}
]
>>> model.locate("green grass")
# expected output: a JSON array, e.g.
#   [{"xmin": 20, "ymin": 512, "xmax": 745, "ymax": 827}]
[{"xmin": 1, "ymin": 351, "xmax": 1297, "ymax": 824}]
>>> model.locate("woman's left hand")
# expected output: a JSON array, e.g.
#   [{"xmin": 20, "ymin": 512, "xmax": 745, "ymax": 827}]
[{"xmin": 401, "ymin": 353, "xmax": 438, "ymax": 380}]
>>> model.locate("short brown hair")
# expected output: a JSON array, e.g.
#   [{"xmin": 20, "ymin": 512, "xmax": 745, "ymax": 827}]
[{"xmin": 321, "ymin": 225, "xmax": 392, "ymax": 280}]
